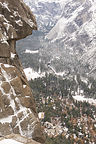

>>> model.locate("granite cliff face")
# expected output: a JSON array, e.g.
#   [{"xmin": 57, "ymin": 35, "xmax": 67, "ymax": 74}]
[{"xmin": 0, "ymin": 0, "xmax": 44, "ymax": 143}]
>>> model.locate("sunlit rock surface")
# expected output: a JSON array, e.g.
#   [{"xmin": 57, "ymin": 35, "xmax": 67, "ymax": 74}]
[
  {"xmin": 0, "ymin": 133, "xmax": 41, "ymax": 144},
  {"xmin": 0, "ymin": 0, "xmax": 45, "ymax": 143}
]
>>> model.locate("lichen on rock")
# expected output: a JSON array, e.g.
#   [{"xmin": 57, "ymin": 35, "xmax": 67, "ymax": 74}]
[{"xmin": 0, "ymin": 0, "xmax": 45, "ymax": 143}]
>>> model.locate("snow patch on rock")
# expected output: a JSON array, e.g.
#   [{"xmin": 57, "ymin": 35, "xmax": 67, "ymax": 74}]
[
  {"xmin": 0, "ymin": 139, "xmax": 23, "ymax": 144},
  {"xmin": 25, "ymin": 49, "xmax": 39, "ymax": 54},
  {"xmin": 73, "ymin": 95, "xmax": 96, "ymax": 106}
]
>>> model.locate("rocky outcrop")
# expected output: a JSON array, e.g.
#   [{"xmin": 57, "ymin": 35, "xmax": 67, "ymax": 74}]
[
  {"xmin": 0, "ymin": 0, "xmax": 45, "ymax": 143},
  {"xmin": 0, "ymin": 133, "xmax": 41, "ymax": 144}
]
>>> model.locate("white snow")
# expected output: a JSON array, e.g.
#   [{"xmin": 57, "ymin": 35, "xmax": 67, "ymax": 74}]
[
  {"xmin": 24, "ymin": 67, "xmax": 45, "ymax": 80},
  {"xmin": 0, "ymin": 115, "xmax": 13, "ymax": 124},
  {"xmin": 2, "ymin": 64, "xmax": 13, "ymax": 68},
  {"xmin": 0, "ymin": 139, "xmax": 23, "ymax": 144},
  {"xmin": 38, "ymin": 112, "xmax": 44, "ymax": 119},
  {"xmin": 27, "ymin": 19, "xmax": 34, "ymax": 28},
  {"xmin": 11, "ymin": 52, "xmax": 16, "ymax": 59},
  {"xmin": 81, "ymin": 77, "xmax": 88, "ymax": 84},
  {"xmin": 24, "ymin": 0, "xmax": 68, "ymax": 5},
  {"xmin": 48, "ymin": 65, "xmax": 66, "ymax": 76},
  {"xmin": 56, "ymin": 72, "xmax": 66, "ymax": 77},
  {"xmin": 0, "ymin": 2, "xmax": 10, "ymax": 12},
  {"xmin": 3, "ymin": 2, "xmax": 10, "ymax": 11},
  {"xmin": 73, "ymin": 95, "xmax": 96, "ymax": 106},
  {"xmin": 1, "ymin": 40, "xmax": 9, "ymax": 45},
  {"xmin": 25, "ymin": 96, "xmax": 30, "ymax": 98},
  {"xmin": 0, "ymin": 65, "xmax": 37, "ymax": 137},
  {"xmin": 64, "ymin": 127, "xmax": 68, "ymax": 132},
  {"xmin": 0, "ymin": 65, "xmax": 16, "ymax": 124},
  {"xmin": 23, "ymin": 85, "xmax": 27, "ymax": 88},
  {"xmin": 3, "ymin": 22, "xmax": 10, "ymax": 32},
  {"xmin": 46, "ymin": 3, "xmax": 84, "ymax": 41},
  {"xmin": 25, "ymin": 49, "xmax": 39, "ymax": 54},
  {"xmin": 16, "ymin": 20, "xmax": 23, "ymax": 27},
  {"xmin": 13, "ymin": 11, "xmax": 19, "ymax": 17},
  {"xmin": 0, "ymin": 14, "xmax": 4, "ymax": 17},
  {"xmin": 24, "ymin": 0, "xmax": 65, "ymax": 31}
]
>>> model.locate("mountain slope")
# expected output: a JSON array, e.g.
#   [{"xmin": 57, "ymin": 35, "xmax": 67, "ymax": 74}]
[
  {"xmin": 46, "ymin": 0, "xmax": 96, "ymax": 76},
  {"xmin": 20, "ymin": 0, "xmax": 96, "ymax": 78},
  {"xmin": 24, "ymin": 0, "xmax": 63, "ymax": 32}
]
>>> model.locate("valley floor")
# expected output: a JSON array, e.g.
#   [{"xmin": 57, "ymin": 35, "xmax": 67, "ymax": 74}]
[{"xmin": 29, "ymin": 74, "xmax": 96, "ymax": 144}]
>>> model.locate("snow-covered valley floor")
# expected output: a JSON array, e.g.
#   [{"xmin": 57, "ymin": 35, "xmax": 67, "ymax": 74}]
[{"xmin": 73, "ymin": 95, "xmax": 96, "ymax": 106}]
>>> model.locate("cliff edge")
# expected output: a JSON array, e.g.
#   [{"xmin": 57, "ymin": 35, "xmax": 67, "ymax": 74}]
[{"xmin": 0, "ymin": 0, "xmax": 45, "ymax": 143}]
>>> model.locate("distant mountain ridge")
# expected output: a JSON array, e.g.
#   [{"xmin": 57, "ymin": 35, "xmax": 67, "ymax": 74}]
[
  {"xmin": 24, "ymin": 0, "xmax": 64, "ymax": 32},
  {"xmin": 21, "ymin": 0, "xmax": 96, "ymax": 78},
  {"xmin": 46, "ymin": 0, "xmax": 96, "ymax": 75}
]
